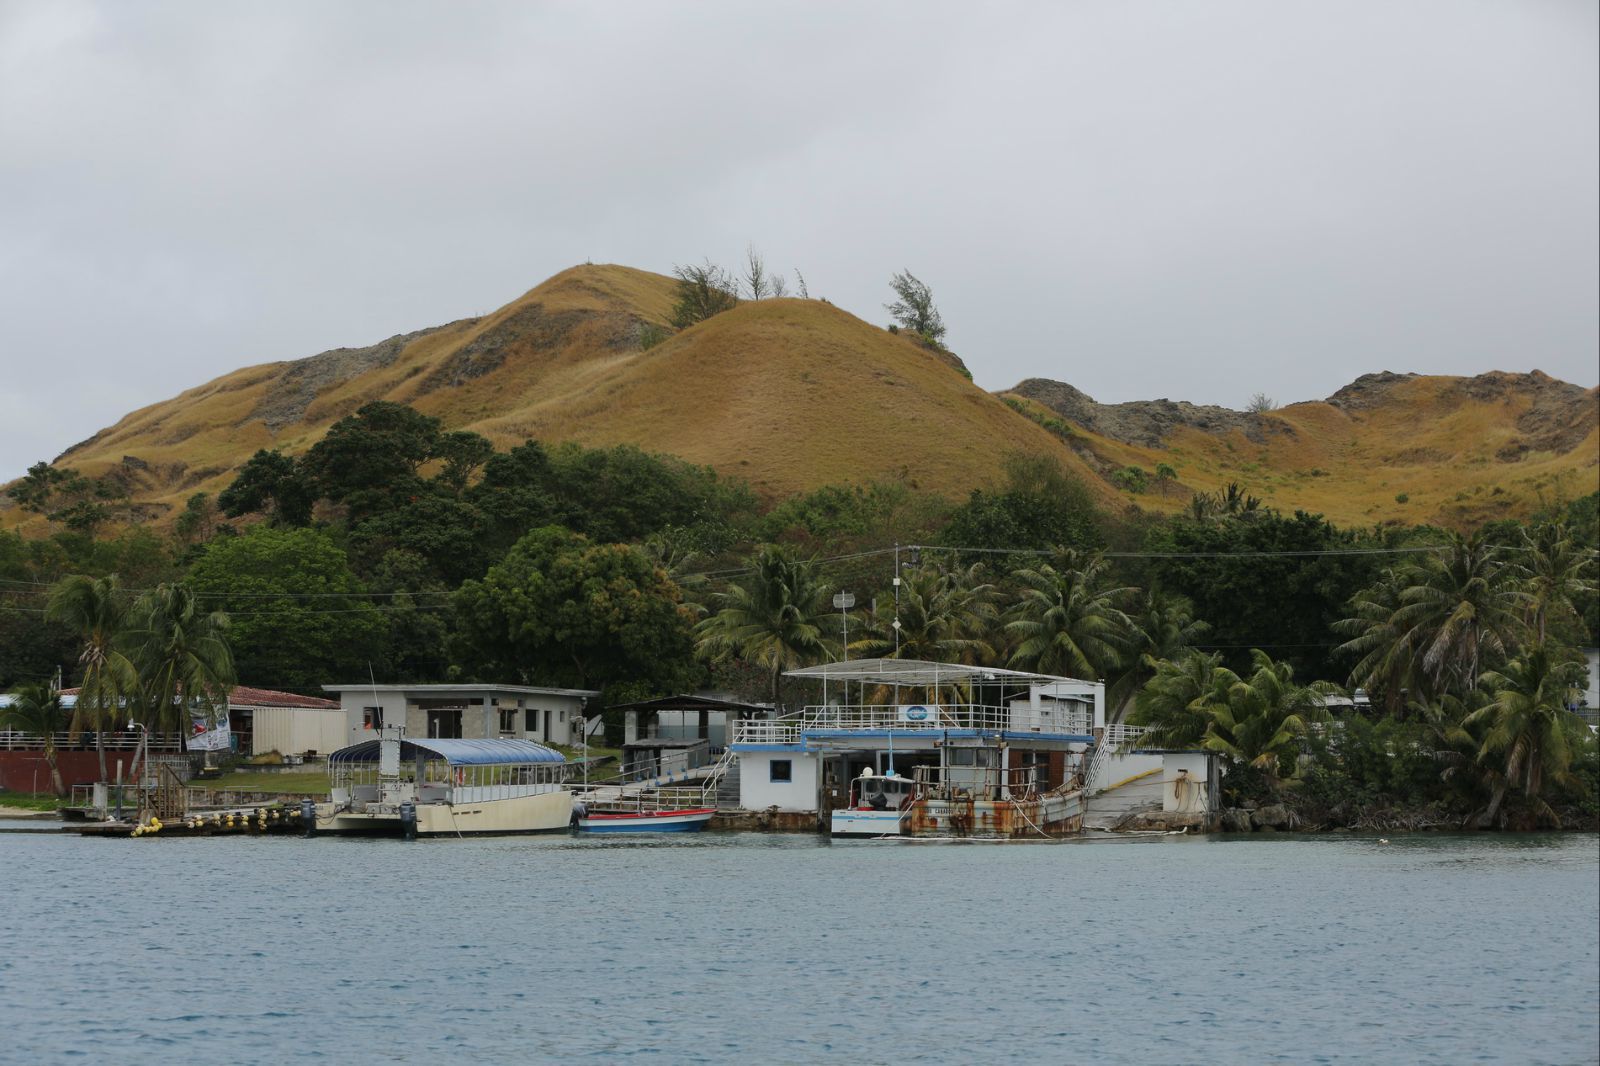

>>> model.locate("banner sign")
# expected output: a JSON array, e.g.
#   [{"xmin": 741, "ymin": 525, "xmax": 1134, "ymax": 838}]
[
  {"xmin": 897, "ymin": 704, "xmax": 940, "ymax": 724},
  {"xmin": 188, "ymin": 704, "xmax": 232, "ymax": 752}
]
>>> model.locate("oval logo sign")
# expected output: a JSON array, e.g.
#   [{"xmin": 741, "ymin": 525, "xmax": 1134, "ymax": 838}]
[{"xmin": 905, "ymin": 706, "xmax": 930, "ymax": 721}]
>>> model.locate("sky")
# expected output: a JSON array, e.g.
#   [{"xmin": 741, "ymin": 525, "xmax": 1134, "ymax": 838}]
[{"xmin": 1, "ymin": 0, "xmax": 1595, "ymax": 481}]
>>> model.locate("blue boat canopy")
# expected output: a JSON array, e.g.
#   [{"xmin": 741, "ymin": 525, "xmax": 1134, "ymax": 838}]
[{"xmin": 329, "ymin": 737, "xmax": 566, "ymax": 766}]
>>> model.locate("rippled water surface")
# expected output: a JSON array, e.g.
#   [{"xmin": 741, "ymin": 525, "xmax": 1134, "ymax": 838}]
[{"xmin": 2, "ymin": 827, "xmax": 1596, "ymax": 1064}]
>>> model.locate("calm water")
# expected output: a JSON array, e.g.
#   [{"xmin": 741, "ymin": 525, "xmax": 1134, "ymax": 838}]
[{"xmin": 1, "ymin": 826, "xmax": 1596, "ymax": 1065}]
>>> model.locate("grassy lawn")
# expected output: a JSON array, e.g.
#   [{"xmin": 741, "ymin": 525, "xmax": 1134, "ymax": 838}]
[{"xmin": 0, "ymin": 792, "xmax": 63, "ymax": 811}]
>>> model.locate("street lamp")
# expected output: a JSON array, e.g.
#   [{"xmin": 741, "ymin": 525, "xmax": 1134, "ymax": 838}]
[{"xmin": 833, "ymin": 591, "xmax": 855, "ymax": 661}]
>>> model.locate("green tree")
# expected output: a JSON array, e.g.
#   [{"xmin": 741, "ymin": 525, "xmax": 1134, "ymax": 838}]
[
  {"xmin": 1463, "ymin": 645, "xmax": 1589, "ymax": 827},
  {"xmin": 0, "ymin": 681, "xmax": 70, "ymax": 797},
  {"xmin": 300, "ymin": 401, "xmax": 444, "ymax": 518},
  {"xmin": 45, "ymin": 575, "xmax": 139, "ymax": 781},
  {"xmin": 128, "ymin": 583, "xmax": 236, "ymax": 736},
  {"xmin": 1515, "ymin": 520, "xmax": 1596, "ymax": 646},
  {"xmin": 1004, "ymin": 549, "xmax": 1140, "ymax": 680},
  {"xmin": 1201, "ymin": 650, "xmax": 1331, "ymax": 794},
  {"xmin": 941, "ymin": 454, "xmax": 1103, "ymax": 556},
  {"xmin": 669, "ymin": 260, "xmax": 739, "ymax": 328},
  {"xmin": 695, "ymin": 544, "xmax": 833, "ymax": 707},
  {"xmin": 1107, "ymin": 590, "xmax": 1210, "ymax": 719},
  {"xmin": 852, "ymin": 562, "xmax": 999, "ymax": 663},
  {"xmin": 454, "ymin": 527, "xmax": 698, "ymax": 700},
  {"xmin": 218, "ymin": 449, "xmax": 316, "ymax": 526},
  {"xmin": 1129, "ymin": 650, "xmax": 1236, "ymax": 750},
  {"xmin": 187, "ymin": 526, "xmax": 385, "ymax": 693},
  {"xmin": 885, "ymin": 270, "xmax": 946, "ymax": 347}
]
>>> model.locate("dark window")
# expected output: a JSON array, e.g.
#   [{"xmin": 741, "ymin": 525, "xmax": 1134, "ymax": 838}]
[
  {"xmin": 362, "ymin": 707, "xmax": 383, "ymax": 730},
  {"xmin": 769, "ymin": 759, "xmax": 793, "ymax": 783},
  {"xmin": 427, "ymin": 708, "xmax": 462, "ymax": 739},
  {"xmin": 499, "ymin": 708, "xmax": 519, "ymax": 735},
  {"xmin": 525, "ymin": 709, "xmax": 538, "ymax": 733}
]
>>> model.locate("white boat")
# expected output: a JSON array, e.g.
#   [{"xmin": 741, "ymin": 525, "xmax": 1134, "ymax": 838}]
[
  {"xmin": 830, "ymin": 771, "xmax": 917, "ymax": 837},
  {"xmin": 314, "ymin": 729, "xmax": 571, "ymax": 837}
]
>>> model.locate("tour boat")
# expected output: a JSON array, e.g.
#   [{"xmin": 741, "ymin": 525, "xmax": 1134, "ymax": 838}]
[{"xmin": 315, "ymin": 729, "xmax": 571, "ymax": 837}]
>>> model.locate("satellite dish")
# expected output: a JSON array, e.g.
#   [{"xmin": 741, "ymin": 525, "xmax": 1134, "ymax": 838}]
[{"xmin": 833, "ymin": 592, "xmax": 856, "ymax": 609}]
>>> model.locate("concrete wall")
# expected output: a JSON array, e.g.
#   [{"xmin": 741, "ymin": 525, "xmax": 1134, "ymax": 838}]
[
  {"xmin": 1089, "ymin": 750, "xmax": 1163, "ymax": 792},
  {"xmin": 737, "ymin": 751, "xmax": 819, "ymax": 812},
  {"xmin": 251, "ymin": 707, "xmax": 346, "ymax": 757},
  {"xmin": 1162, "ymin": 751, "xmax": 1212, "ymax": 814}
]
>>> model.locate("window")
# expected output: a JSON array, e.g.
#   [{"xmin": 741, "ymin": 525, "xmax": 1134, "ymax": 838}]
[
  {"xmin": 499, "ymin": 708, "xmax": 519, "ymax": 735},
  {"xmin": 525, "ymin": 709, "xmax": 538, "ymax": 733},
  {"xmin": 769, "ymin": 759, "xmax": 793, "ymax": 783},
  {"xmin": 362, "ymin": 707, "xmax": 383, "ymax": 731}
]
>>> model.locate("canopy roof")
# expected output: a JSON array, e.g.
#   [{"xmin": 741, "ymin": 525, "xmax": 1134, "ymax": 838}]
[
  {"xmin": 329, "ymin": 737, "xmax": 566, "ymax": 766},
  {"xmin": 784, "ymin": 658, "xmax": 1078, "ymax": 687},
  {"xmin": 607, "ymin": 693, "xmax": 772, "ymax": 713}
]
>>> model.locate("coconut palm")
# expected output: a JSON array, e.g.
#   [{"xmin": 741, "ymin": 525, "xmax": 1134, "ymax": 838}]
[
  {"xmin": 1515, "ymin": 521, "xmax": 1596, "ymax": 646},
  {"xmin": 129, "ymin": 583, "xmax": 236, "ymax": 736},
  {"xmin": 1128, "ymin": 650, "xmax": 1236, "ymax": 750},
  {"xmin": 1463, "ymin": 645, "xmax": 1587, "ymax": 827},
  {"xmin": 45, "ymin": 575, "xmax": 139, "ymax": 782},
  {"xmin": 1393, "ymin": 531, "xmax": 1528, "ymax": 697},
  {"xmin": 695, "ymin": 545, "xmax": 833, "ymax": 708},
  {"xmin": 1200, "ymin": 650, "xmax": 1331, "ymax": 793},
  {"xmin": 0, "ymin": 682, "xmax": 70, "ymax": 797},
  {"xmin": 1338, "ymin": 532, "xmax": 1528, "ymax": 708},
  {"xmin": 1004, "ymin": 549, "xmax": 1140, "ymax": 680},
  {"xmin": 1107, "ymin": 590, "xmax": 1210, "ymax": 719},
  {"xmin": 851, "ymin": 562, "xmax": 999, "ymax": 664}
]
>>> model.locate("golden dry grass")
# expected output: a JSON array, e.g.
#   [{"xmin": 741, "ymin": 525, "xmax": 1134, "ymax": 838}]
[{"xmin": 7, "ymin": 263, "xmax": 1595, "ymax": 534}]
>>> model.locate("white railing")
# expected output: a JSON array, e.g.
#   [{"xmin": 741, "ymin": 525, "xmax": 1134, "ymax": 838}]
[
  {"xmin": 732, "ymin": 720, "xmax": 801, "ymax": 744},
  {"xmin": 0, "ymin": 731, "xmax": 186, "ymax": 752},
  {"xmin": 801, "ymin": 704, "xmax": 1092, "ymax": 735},
  {"xmin": 1101, "ymin": 723, "xmax": 1151, "ymax": 748}
]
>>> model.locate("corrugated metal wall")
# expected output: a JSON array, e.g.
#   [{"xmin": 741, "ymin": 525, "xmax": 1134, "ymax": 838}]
[{"xmin": 252, "ymin": 708, "xmax": 347, "ymax": 757}]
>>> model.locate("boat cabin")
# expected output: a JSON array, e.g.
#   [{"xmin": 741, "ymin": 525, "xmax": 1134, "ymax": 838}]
[{"xmin": 328, "ymin": 734, "xmax": 567, "ymax": 808}]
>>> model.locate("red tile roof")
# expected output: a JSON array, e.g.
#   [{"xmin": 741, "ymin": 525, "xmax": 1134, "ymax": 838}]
[{"xmin": 59, "ymin": 685, "xmax": 340, "ymax": 710}]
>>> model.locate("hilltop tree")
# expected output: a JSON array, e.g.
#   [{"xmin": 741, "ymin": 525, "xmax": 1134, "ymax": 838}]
[
  {"xmin": 885, "ymin": 270, "xmax": 946, "ymax": 348},
  {"xmin": 669, "ymin": 260, "xmax": 740, "ymax": 328},
  {"xmin": 218, "ymin": 449, "xmax": 316, "ymax": 526}
]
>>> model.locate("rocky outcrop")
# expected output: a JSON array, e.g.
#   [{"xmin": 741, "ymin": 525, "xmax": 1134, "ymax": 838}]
[{"xmin": 1008, "ymin": 378, "xmax": 1292, "ymax": 447}]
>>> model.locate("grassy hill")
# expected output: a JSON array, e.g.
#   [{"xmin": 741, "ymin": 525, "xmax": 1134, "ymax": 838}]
[
  {"xmin": 1006, "ymin": 370, "xmax": 1598, "ymax": 527},
  {"xmin": 5, "ymin": 263, "xmax": 1595, "ymax": 533},
  {"xmin": 13, "ymin": 265, "xmax": 1118, "ymax": 525}
]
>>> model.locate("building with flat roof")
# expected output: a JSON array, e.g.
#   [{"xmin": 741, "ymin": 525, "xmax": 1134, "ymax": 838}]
[{"xmin": 322, "ymin": 683, "xmax": 600, "ymax": 750}]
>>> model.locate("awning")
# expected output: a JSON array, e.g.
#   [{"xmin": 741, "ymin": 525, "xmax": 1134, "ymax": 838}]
[
  {"xmin": 783, "ymin": 658, "xmax": 1080, "ymax": 686},
  {"xmin": 329, "ymin": 737, "xmax": 566, "ymax": 766}
]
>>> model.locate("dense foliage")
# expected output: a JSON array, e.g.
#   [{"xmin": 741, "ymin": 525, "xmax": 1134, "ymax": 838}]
[{"xmin": 5, "ymin": 396, "xmax": 1595, "ymax": 825}]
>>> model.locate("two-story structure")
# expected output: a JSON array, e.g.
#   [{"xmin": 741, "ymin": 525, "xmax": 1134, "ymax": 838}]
[
  {"xmin": 322, "ymin": 683, "xmax": 600, "ymax": 751},
  {"xmin": 728, "ymin": 658, "xmax": 1102, "ymax": 837}
]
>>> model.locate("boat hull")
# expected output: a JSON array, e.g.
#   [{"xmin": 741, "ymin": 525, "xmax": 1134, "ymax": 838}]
[
  {"xmin": 316, "ymin": 790, "xmax": 574, "ymax": 836},
  {"xmin": 577, "ymin": 808, "xmax": 715, "ymax": 833},
  {"xmin": 830, "ymin": 808, "xmax": 908, "ymax": 837}
]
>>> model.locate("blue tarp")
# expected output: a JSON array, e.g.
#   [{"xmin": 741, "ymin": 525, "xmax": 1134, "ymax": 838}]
[{"xmin": 329, "ymin": 737, "xmax": 566, "ymax": 766}]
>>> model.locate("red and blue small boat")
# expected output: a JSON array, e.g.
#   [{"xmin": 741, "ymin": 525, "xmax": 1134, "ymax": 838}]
[{"xmin": 575, "ymin": 806, "xmax": 715, "ymax": 833}]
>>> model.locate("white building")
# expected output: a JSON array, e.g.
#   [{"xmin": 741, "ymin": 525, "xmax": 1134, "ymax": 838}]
[{"xmin": 322, "ymin": 683, "xmax": 600, "ymax": 750}]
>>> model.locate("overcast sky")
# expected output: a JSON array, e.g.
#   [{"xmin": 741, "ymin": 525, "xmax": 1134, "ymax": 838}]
[{"xmin": 2, "ymin": 0, "xmax": 1595, "ymax": 481}]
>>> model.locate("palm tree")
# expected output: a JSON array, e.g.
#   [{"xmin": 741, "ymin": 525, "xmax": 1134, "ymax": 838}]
[
  {"xmin": 1004, "ymin": 549, "xmax": 1140, "ymax": 680},
  {"xmin": 1107, "ymin": 590, "xmax": 1210, "ymax": 719},
  {"xmin": 1338, "ymin": 532, "xmax": 1528, "ymax": 708},
  {"xmin": 129, "ymin": 583, "xmax": 236, "ymax": 737},
  {"xmin": 1393, "ymin": 531, "xmax": 1528, "ymax": 698},
  {"xmin": 1515, "ymin": 521, "xmax": 1597, "ymax": 645},
  {"xmin": 1201, "ymin": 651, "xmax": 1330, "ymax": 794},
  {"xmin": 851, "ymin": 562, "xmax": 999, "ymax": 664},
  {"xmin": 1463, "ymin": 645, "xmax": 1587, "ymax": 827},
  {"xmin": 1, "ymin": 682, "xmax": 70, "ymax": 797},
  {"xmin": 1128, "ymin": 650, "xmax": 1235, "ymax": 750},
  {"xmin": 46, "ymin": 575, "xmax": 139, "ymax": 782},
  {"xmin": 695, "ymin": 545, "xmax": 833, "ymax": 708}
]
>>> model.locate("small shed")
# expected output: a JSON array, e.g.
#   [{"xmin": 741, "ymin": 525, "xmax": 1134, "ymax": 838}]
[
  {"xmin": 612, "ymin": 693, "xmax": 772, "ymax": 751},
  {"xmin": 621, "ymin": 737, "xmax": 712, "ymax": 781},
  {"xmin": 231, "ymin": 686, "xmax": 345, "ymax": 758}
]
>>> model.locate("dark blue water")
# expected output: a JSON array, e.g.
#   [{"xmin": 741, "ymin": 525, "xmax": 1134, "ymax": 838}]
[{"xmin": 2, "ymin": 827, "xmax": 1596, "ymax": 1065}]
